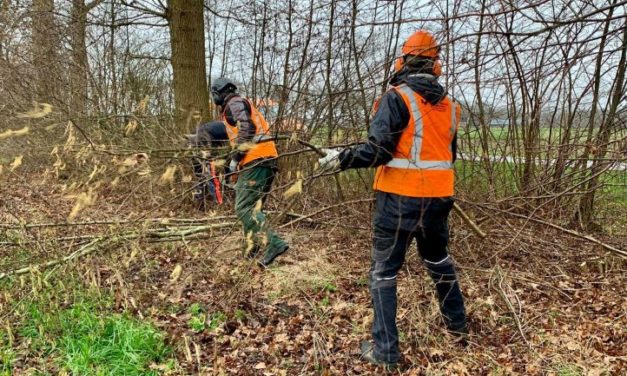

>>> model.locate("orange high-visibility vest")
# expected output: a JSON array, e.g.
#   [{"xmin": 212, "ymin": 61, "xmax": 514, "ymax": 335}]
[
  {"xmin": 373, "ymin": 83, "xmax": 460, "ymax": 197},
  {"xmin": 222, "ymin": 98, "xmax": 279, "ymax": 166}
]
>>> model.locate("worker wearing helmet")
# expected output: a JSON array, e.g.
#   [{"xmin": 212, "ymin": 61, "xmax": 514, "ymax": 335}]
[
  {"xmin": 211, "ymin": 77, "xmax": 289, "ymax": 267},
  {"xmin": 319, "ymin": 30, "xmax": 466, "ymax": 368}
]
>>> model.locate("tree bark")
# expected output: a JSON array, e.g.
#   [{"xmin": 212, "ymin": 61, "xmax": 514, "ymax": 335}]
[
  {"xmin": 68, "ymin": 0, "xmax": 98, "ymax": 116},
  {"xmin": 472, "ymin": 0, "xmax": 495, "ymax": 194},
  {"xmin": 31, "ymin": 0, "xmax": 59, "ymax": 104},
  {"xmin": 325, "ymin": 0, "xmax": 336, "ymax": 143},
  {"xmin": 167, "ymin": 0, "xmax": 209, "ymax": 133},
  {"xmin": 275, "ymin": 0, "xmax": 294, "ymax": 134}
]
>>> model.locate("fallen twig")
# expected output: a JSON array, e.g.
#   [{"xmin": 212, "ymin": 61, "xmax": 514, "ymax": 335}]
[
  {"xmin": 279, "ymin": 198, "xmax": 374, "ymax": 228},
  {"xmin": 0, "ymin": 216, "xmax": 237, "ymax": 229},
  {"xmin": 494, "ymin": 266, "xmax": 531, "ymax": 348},
  {"xmin": 452, "ymin": 202, "xmax": 487, "ymax": 238},
  {"xmin": 486, "ymin": 206, "xmax": 626, "ymax": 259}
]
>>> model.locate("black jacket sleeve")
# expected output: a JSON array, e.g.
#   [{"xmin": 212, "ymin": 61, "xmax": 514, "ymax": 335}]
[
  {"xmin": 338, "ymin": 90, "xmax": 410, "ymax": 169},
  {"xmin": 224, "ymin": 97, "xmax": 255, "ymax": 162}
]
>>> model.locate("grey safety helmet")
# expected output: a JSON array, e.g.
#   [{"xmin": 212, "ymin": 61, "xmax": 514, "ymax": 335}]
[{"xmin": 210, "ymin": 77, "xmax": 238, "ymax": 106}]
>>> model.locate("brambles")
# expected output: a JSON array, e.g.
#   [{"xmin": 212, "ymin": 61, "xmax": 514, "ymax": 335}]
[
  {"xmin": 187, "ymin": 303, "xmax": 227, "ymax": 333},
  {"xmin": 187, "ymin": 303, "xmax": 206, "ymax": 333}
]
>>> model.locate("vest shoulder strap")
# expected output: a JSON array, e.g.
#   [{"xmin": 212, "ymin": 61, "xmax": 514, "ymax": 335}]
[{"xmin": 393, "ymin": 84, "xmax": 421, "ymax": 121}]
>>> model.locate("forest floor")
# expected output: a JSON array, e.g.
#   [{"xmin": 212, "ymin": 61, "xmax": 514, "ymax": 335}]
[{"xmin": 0, "ymin": 172, "xmax": 625, "ymax": 375}]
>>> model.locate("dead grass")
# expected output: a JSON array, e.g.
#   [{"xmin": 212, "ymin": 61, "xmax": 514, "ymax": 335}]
[{"xmin": 263, "ymin": 249, "xmax": 340, "ymax": 300}]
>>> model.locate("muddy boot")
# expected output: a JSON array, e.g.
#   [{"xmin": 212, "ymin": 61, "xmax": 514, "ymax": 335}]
[
  {"xmin": 360, "ymin": 341, "xmax": 399, "ymax": 370},
  {"xmin": 259, "ymin": 243, "xmax": 289, "ymax": 267}
]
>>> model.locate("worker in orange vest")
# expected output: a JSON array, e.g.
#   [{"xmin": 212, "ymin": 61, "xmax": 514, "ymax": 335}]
[
  {"xmin": 211, "ymin": 78, "xmax": 289, "ymax": 267},
  {"xmin": 319, "ymin": 30, "xmax": 467, "ymax": 368}
]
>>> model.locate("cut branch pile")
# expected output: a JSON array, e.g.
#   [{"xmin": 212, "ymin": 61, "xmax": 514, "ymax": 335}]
[{"xmin": 0, "ymin": 221, "xmax": 236, "ymax": 280}]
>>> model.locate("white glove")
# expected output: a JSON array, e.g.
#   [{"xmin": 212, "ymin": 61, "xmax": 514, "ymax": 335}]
[
  {"xmin": 317, "ymin": 148, "xmax": 342, "ymax": 170},
  {"xmin": 229, "ymin": 159, "xmax": 238, "ymax": 173}
]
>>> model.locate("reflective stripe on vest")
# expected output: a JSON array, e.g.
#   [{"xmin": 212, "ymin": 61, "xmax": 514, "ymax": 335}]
[
  {"xmin": 385, "ymin": 84, "xmax": 454, "ymax": 170},
  {"xmin": 386, "ymin": 159, "xmax": 451, "ymax": 169}
]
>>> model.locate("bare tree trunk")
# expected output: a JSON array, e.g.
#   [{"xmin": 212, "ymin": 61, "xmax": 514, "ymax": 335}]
[
  {"xmin": 0, "ymin": 0, "xmax": 7, "ymax": 58},
  {"xmin": 275, "ymin": 0, "xmax": 294, "ymax": 133},
  {"xmin": 577, "ymin": 13, "xmax": 626, "ymax": 229},
  {"xmin": 472, "ymin": 0, "xmax": 495, "ymax": 194},
  {"xmin": 206, "ymin": 4, "xmax": 217, "ymax": 116},
  {"xmin": 252, "ymin": 1, "xmax": 269, "ymax": 101},
  {"xmin": 325, "ymin": 0, "xmax": 336, "ymax": 143},
  {"xmin": 31, "ymin": 0, "xmax": 58, "ymax": 104},
  {"xmin": 380, "ymin": 0, "xmax": 403, "ymax": 95},
  {"xmin": 578, "ymin": 2, "xmax": 617, "ymax": 168},
  {"xmin": 291, "ymin": 0, "xmax": 315, "ymax": 127},
  {"xmin": 109, "ymin": 0, "xmax": 118, "ymax": 116},
  {"xmin": 219, "ymin": 0, "xmax": 232, "ymax": 77},
  {"xmin": 350, "ymin": 0, "xmax": 370, "ymax": 129},
  {"xmin": 520, "ymin": 36, "xmax": 550, "ymax": 196},
  {"xmin": 551, "ymin": 43, "xmax": 588, "ymax": 193},
  {"xmin": 167, "ymin": 0, "xmax": 209, "ymax": 132},
  {"xmin": 69, "ymin": 0, "xmax": 103, "ymax": 116}
]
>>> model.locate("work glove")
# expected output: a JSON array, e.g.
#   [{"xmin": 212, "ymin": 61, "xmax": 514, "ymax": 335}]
[
  {"xmin": 317, "ymin": 148, "xmax": 342, "ymax": 171},
  {"xmin": 228, "ymin": 159, "xmax": 239, "ymax": 184},
  {"xmin": 229, "ymin": 159, "xmax": 238, "ymax": 173}
]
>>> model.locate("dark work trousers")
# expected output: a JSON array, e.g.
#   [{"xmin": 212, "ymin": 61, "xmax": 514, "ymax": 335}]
[{"xmin": 369, "ymin": 192, "xmax": 467, "ymax": 363}]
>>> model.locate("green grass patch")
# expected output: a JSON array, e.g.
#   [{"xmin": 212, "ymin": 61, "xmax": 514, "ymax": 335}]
[
  {"xmin": 234, "ymin": 309, "xmax": 247, "ymax": 321},
  {"xmin": 0, "ymin": 348, "xmax": 13, "ymax": 376},
  {"xmin": 554, "ymin": 363, "xmax": 584, "ymax": 376},
  {"xmin": 208, "ymin": 312, "xmax": 227, "ymax": 331},
  {"xmin": 456, "ymin": 158, "xmax": 625, "ymax": 202},
  {"xmin": 19, "ymin": 295, "xmax": 171, "ymax": 375},
  {"xmin": 459, "ymin": 126, "xmax": 588, "ymax": 145},
  {"xmin": 601, "ymin": 170, "xmax": 627, "ymax": 203},
  {"xmin": 455, "ymin": 159, "xmax": 520, "ymax": 196},
  {"xmin": 321, "ymin": 282, "xmax": 338, "ymax": 293}
]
